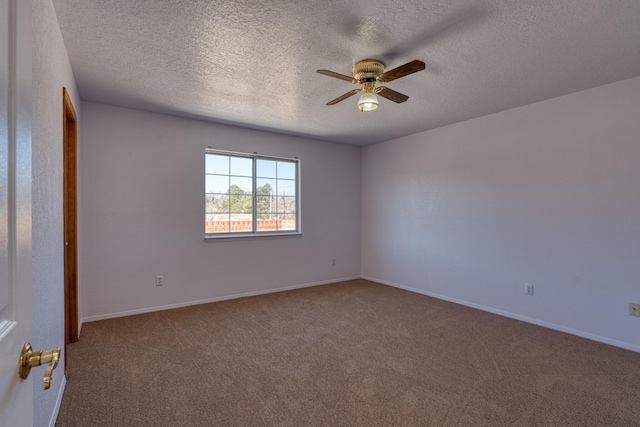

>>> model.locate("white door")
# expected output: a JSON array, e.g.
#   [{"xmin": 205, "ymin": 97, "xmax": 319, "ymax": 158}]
[{"xmin": 0, "ymin": 0, "xmax": 34, "ymax": 425}]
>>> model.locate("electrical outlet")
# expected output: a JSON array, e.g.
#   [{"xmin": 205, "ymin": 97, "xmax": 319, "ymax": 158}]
[
  {"xmin": 331, "ymin": 258, "xmax": 336, "ymax": 266},
  {"xmin": 629, "ymin": 302, "xmax": 640, "ymax": 317},
  {"xmin": 525, "ymin": 283, "xmax": 534, "ymax": 296},
  {"xmin": 156, "ymin": 275, "xmax": 163, "ymax": 287}
]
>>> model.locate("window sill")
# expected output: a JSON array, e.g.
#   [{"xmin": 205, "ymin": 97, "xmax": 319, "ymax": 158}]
[{"xmin": 204, "ymin": 231, "xmax": 302, "ymax": 241}]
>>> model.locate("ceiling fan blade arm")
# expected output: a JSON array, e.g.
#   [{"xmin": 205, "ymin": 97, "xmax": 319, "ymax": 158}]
[
  {"xmin": 375, "ymin": 86, "xmax": 409, "ymax": 103},
  {"xmin": 316, "ymin": 69, "xmax": 357, "ymax": 84},
  {"xmin": 377, "ymin": 60, "xmax": 425, "ymax": 83},
  {"xmin": 326, "ymin": 89, "xmax": 361, "ymax": 105}
]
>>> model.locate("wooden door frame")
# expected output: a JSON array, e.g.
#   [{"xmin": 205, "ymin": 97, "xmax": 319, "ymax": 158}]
[{"xmin": 63, "ymin": 87, "xmax": 78, "ymax": 352}]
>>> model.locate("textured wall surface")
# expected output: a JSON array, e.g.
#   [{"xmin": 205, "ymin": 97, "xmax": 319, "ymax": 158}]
[
  {"xmin": 362, "ymin": 76, "xmax": 640, "ymax": 351},
  {"xmin": 78, "ymin": 102, "xmax": 361, "ymax": 319},
  {"xmin": 32, "ymin": 0, "xmax": 81, "ymax": 425}
]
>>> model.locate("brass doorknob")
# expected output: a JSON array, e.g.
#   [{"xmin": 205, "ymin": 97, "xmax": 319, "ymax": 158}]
[{"xmin": 18, "ymin": 343, "xmax": 61, "ymax": 390}]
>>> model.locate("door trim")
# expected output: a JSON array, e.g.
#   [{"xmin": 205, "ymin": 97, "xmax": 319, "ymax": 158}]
[{"xmin": 63, "ymin": 87, "xmax": 78, "ymax": 350}]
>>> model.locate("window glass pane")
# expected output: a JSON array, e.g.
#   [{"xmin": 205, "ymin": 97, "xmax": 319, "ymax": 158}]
[
  {"xmin": 229, "ymin": 214, "xmax": 252, "ymax": 232},
  {"xmin": 255, "ymin": 196, "xmax": 275, "ymax": 219},
  {"xmin": 276, "ymin": 196, "xmax": 296, "ymax": 214},
  {"xmin": 206, "ymin": 213, "xmax": 230, "ymax": 233},
  {"xmin": 256, "ymin": 159, "xmax": 277, "ymax": 178},
  {"xmin": 277, "ymin": 179, "xmax": 295, "ymax": 196},
  {"xmin": 256, "ymin": 178, "xmax": 276, "ymax": 195},
  {"xmin": 279, "ymin": 214, "xmax": 297, "ymax": 231},
  {"xmin": 209, "ymin": 228, "xmax": 229, "ymax": 234},
  {"xmin": 206, "ymin": 213, "xmax": 229, "ymax": 221},
  {"xmin": 257, "ymin": 217, "xmax": 278, "ymax": 232},
  {"xmin": 229, "ymin": 195, "xmax": 253, "ymax": 214},
  {"xmin": 205, "ymin": 195, "xmax": 228, "ymax": 214},
  {"xmin": 206, "ymin": 154, "xmax": 229, "ymax": 175},
  {"xmin": 206, "ymin": 175, "xmax": 229, "ymax": 194},
  {"xmin": 277, "ymin": 161, "xmax": 296, "ymax": 180},
  {"xmin": 230, "ymin": 156, "xmax": 252, "ymax": 177},
  {"xmin": 229, "ymin": 176, "xmax": 252, "ymax": 194}
]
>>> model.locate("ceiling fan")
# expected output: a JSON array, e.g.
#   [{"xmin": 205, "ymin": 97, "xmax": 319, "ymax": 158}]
[{"xmin": 316, "ymin": 59, "xmax": 425, "ymax": 112}]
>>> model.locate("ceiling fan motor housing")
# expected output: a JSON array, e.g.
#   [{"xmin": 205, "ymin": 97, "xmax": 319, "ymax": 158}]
[{"xmin": 352, "ymin": 59, "xmax": 385, "ymax": 82}]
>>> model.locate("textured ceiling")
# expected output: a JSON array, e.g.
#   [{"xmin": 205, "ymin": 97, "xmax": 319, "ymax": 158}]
[{"xmin": 51, "ymin": 0, "xmax": 640, "ymax": 146}]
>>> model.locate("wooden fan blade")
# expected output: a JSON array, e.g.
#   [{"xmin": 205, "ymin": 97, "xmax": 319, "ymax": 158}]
[
  {"xmin": 326, "ymin": 89, "xmax": 361, "ymax": 105},
  {"xmin": 375, "ymin": 86, "xmax": 409, "ymax": 103},
  {"xmin": 317, "ymin": 69, "xmax": 357, "ymax": 84},
  {"xmin": 377, "ymin": 60, "xmax": 425, "ymax": 83}
]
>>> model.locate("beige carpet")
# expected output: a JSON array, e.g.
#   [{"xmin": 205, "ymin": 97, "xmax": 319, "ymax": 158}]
[{"xmin": 55, "ymin": 279, "xmax": 640, "ymax": 426}]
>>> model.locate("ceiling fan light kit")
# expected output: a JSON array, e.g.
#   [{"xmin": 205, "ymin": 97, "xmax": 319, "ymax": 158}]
[
  {"xmin": 317, "ymin": 59, "xmax": 425, "ymax": 112},
  {"xmin": 358, "ymin": 81, "xmax": 379, "ymax": 112},
  {"xmin": 358, "ymin": 92, "xmax": 379, "ymax": 112}
]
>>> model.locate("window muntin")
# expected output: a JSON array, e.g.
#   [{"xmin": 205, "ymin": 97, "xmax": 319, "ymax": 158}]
[{"xmin": 205, "ymin": 150, "xmax": 299, "ymax": 236}]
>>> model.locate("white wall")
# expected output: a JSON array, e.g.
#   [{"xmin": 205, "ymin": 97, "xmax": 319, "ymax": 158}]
[
  {"xmin": 79, "ymin": 102, "xmax": 361, "ymax": 320},
  {"xmin": 362, "ymin": 76, "xmax": 640, "ymax": 351},
  {"xmin": 32, "ymin": 0, "xmax": 81, "ymax": 425}
]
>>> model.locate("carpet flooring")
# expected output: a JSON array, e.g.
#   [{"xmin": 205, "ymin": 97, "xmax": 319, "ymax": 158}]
[{"xmin": 55, "ymin": 279, "xmax": 640, "ymax": 426}]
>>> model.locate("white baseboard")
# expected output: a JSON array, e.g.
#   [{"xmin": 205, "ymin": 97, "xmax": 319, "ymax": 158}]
[
  {"xmin": 49, "ymin": 374, "xmax": 66, "ymax": 427},
  {"xmin": 81, "ymin": 276, "xmax": 362, "ymax": 323},
  {"xmin": 362, "ymin": 275, "xmax": 640, "ymax": 354}
]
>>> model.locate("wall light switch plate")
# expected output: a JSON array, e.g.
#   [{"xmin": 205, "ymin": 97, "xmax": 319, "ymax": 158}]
[{"xmin": 629, "ymin": 302, "xmax": 640, "ymax": 317}]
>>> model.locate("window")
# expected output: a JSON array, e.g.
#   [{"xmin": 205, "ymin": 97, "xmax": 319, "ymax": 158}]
[{"xmin": 205, "ymin": 149, "xmax": 299, "ymax": 237}]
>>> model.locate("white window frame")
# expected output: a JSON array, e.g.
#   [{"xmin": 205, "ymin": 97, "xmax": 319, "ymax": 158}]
[{"xmin": 205, "ymin": 148, "xmax": 301, "ymax": 239}]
